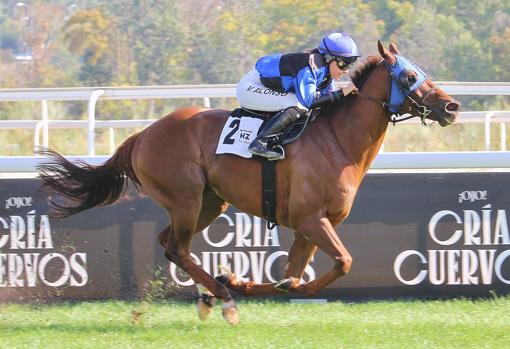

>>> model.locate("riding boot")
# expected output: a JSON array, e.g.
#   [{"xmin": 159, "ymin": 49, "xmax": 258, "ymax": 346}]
[{"xmin": 248, "ymin": 106, "xmax": 304, "ymax": 160}]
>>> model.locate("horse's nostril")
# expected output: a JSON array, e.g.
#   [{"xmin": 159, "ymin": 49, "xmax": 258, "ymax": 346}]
[{"xmin": 445, "ymin": 102, "xmax": 460, "ymax": 113}]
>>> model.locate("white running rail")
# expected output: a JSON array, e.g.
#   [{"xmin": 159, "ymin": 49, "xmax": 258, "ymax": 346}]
[{"xmin": 1, "ymin": 82, "xmax": 509, "ymax": 170}]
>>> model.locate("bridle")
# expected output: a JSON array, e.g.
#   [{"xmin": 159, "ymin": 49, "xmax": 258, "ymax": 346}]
[{"xmin": 354, "ymin": 59, "xmax": 439, "ymax": 126}]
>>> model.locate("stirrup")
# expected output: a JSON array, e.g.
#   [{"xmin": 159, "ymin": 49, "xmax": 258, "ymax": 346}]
[
  {"xmin": 249, "ymin": 140, "xmax": 285, "ymax": 160},
  {"xmin": 269, "ymin": 145, "xmax": 285, "ymax": 161}
]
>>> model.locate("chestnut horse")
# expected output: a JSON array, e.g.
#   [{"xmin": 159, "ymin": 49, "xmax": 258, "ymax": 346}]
[{"xmin": 38, "ymin": 41, "xmax": 460, "ymax": 324}]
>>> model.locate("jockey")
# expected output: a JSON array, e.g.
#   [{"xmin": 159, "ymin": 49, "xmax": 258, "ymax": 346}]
[{"xmin": 236, "ymin": 32, "xmax": 361, "ymax": 160}]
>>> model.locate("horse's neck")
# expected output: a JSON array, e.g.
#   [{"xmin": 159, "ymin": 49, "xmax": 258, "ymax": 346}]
[{"xmin": 328, "ymin": 67, "xmax": 389, "ymax": 174}]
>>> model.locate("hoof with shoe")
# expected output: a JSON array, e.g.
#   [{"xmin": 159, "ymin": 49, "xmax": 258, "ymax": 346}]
[
  {"xmin": 274, "ymin": 277, "xmax": 295, "ymax": 293},
  {"xmin": 195, "ymin": 284, "xmax": 216, "ymax": 321},
  {"xmin": 196, "ymin": 297, "xmax": 214, "ymax": 321},
  {"xmin": 215, "ymin": 266, "xmax": 235, "ymax": 286},
  {"xmin": 215, "ymin": 273, "xmax": 233, "ymax": 285},
  {"xmin": 222, "ymin": 301, "xmax": 240, "ymax": 325}
]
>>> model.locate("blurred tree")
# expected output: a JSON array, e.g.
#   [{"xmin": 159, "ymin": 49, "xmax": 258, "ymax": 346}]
[
  {"xmin": 64, "ymin": 6, "xmax": 134, "ymax": 85},
  {"xmin": 64, "ymin": 8, "xmax": 110, "ymax": 65},
  {"xmin": 370, "ymin": 0, "xmax": 413, "ymax": 39},
  {"xmin": 255, "ymin": 0, "xmax": 336, "ymax": 52},
  {"xmin": 118, "ymin": 0, "xmax": 189, "ymax": 85},
  {"xmin": 490, "ymin": 21, "xmax": 510, "ymax": 81},
  {"xmin": 182, "ymin": 1, "xmax": 262, "ymax": 83}
]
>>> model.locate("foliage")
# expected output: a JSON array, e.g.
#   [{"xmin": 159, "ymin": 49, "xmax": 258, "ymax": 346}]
[
  {"xmin": 0, "ymin": 0, "xmax": 508, "ymax": 154},
  {"xmin": 1, "ymin": 0, "xmax": 507, "ymax": 86}
]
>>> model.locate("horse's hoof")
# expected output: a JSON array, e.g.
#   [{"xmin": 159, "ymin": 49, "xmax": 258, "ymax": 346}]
[
  {"xmin": 215, "ymin": 267, "xmax": 235, "ymax": 285},
  {"xmin": 222, "ymin": 306, "xmax": 240, "ymax": 325},
  {"xmin": 274, "ymin": 278, "xmax": 294, "ymax": 293},
  {"xmin": 196, "ymin": 298, "xmax": 213, "ymax": 321}
]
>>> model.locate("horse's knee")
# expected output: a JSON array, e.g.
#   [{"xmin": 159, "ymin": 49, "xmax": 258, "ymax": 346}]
[{"xmin": 335, "ymin": 256, "xmax": 353, "ymax": 275}]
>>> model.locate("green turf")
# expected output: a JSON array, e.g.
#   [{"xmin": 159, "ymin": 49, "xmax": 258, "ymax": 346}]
[{"xmin": 0, "ymin": 298, "xmax": 509, "ymax": 349}]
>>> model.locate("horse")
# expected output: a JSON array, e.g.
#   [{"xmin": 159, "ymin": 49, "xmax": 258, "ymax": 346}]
[{"xmin": 38, "ymin": 41, "xmax": 461, "ymax": 325}]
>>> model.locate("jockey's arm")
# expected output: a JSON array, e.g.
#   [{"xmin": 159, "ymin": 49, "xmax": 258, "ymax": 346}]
[
  {"xmin": 295, "ymin": 67, "xmax": 319, "ymax": 109},
  {"xmin": 295, "ymin": 67, "xmax": 357, "ymax": 110},
  {"xmin": 310, "ymin": 82, "xmax": 358, "ymax": 109}
]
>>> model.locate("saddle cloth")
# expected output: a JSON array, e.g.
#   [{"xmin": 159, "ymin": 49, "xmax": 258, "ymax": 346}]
[
  {"xmin": 215, "ymin": 109, "xmax": 265, "ymax": 158},
  {"xmin": 215, "ymin": 108, "xmax": 316, "ymax": 159}
]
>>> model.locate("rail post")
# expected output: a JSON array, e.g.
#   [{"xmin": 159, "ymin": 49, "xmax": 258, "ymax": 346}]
[
  {"xmin": 87, "ymin": 90, "xmax": 105, "ymax": 156},
  {"xmin": 501, "ymin": 122, "xmax": 507, "ymax": 151},
  {"xmin": 484, "ymin": 111, "xmax": 495, "ymax": 151}
]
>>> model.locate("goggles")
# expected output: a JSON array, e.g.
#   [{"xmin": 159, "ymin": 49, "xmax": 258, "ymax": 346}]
[{"xmin": 335, "ymin": 56, "xmax": 357, "ymax": 70}]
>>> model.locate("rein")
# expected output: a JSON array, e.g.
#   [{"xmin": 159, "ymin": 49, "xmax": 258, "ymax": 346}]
[{"xmin": 352, "ymin": 61, "xmax": 438, "ymax": 126}]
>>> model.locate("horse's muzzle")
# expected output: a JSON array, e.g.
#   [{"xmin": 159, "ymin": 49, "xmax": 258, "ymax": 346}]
[
  {"xmin": 445, "ymin": 101, "xmax": 461, "ymax": 114},
  {"xmin": 437, "ymin": 101, "xmax": 461, "ymax": 126}
]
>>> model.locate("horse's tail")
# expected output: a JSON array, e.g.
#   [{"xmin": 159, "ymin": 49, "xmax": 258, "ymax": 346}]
[{"xmin": 38, "ymin": 132, "xmax": 142, "ymax": 218}]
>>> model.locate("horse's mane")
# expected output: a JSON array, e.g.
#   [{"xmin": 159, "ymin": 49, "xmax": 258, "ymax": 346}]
[
  {"xmin": 319, "ymin": 55, "xmax": 383, "ymax": 116},
  {"xmin": 349, "ymin": 55, "xmax": 383, "ymax": 89}
]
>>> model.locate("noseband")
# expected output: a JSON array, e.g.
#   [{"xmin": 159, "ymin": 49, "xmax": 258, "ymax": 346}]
[
  {"xmin": 394, "ymin": 83, "xmax": 439, "ymax": 125},
  {"xmin": 354, "ymin": 59, "xmax": 438, "ymax": 125}
]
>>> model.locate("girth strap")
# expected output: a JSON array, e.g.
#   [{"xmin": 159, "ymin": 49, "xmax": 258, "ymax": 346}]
[{"xmin": 261, "ymin": 158, "xmax": 278, "ymax": 230}]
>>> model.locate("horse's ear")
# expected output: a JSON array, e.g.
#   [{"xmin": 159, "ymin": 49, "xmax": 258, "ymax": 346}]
[
  {"xmin": 389, "ymin": 41, "xmax": 401, "ymax": 55},
  {"xmin": 377, "ymin": 40, "xmax": 396, "ymax": 64}
]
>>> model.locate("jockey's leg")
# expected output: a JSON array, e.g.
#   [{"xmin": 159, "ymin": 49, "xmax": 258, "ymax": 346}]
[{"xmin": 248, "ymin": 106, "xmax": 306, "ymax": 160}]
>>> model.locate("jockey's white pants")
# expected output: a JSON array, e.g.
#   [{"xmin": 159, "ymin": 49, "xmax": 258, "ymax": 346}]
[{"xmin": 236, "ymin": 69, "xmax": 303, "ymax": 112}]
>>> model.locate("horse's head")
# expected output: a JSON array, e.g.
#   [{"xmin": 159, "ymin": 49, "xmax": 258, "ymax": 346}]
[{"xmin": 377, "ymin": 41, "xmax": 461, "ymax": 126}]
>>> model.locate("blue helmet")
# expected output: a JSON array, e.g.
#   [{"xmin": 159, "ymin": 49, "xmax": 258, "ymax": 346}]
[{"xmin": 318, "ymin": 32, "xmax": 360, "ymax": 58}]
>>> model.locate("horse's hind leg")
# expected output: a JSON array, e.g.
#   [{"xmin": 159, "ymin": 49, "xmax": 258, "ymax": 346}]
[
  {"xmin": 194, "ymin": 186, "xmax": 229, "ymax": 320},
  {"xmin": 157, "ymin": 186, "xmax": 228, "ymax": 249},
  {"xmin": 166, "ymin": 203, "xmax": 240, "ymax": 324},
  {"xmin": 157, "ymin": 183, "xmax": 237, "ymax": 322},
  {"xmin": 157, "ymin": 225, "xmax": 213, "ymax": 321}
]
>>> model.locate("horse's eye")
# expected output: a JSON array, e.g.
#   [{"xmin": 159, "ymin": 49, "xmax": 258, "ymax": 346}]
[
  {"xmin": 398, "ymin": 69, "xmax": 418, "ymax": 90},
  {"xmin": 398, "ymin": 70, "xmax": 411, "ymax": 89}
]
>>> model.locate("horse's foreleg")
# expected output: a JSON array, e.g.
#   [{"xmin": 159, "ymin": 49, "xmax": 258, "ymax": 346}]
[
  {"xmin": 290, "ymin": 216, "xmax": 352, "ymax": 296},
  {"xmin": 283, "ymin": 232, "xmax": 317, "ymax": 282},
  {"xmin": 217, "ymin": 216, "xmax": 350, "ymax": 298},
  {"xmin": 220, "ymin": 232, "xmax": 317, "ymax": 295}
]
